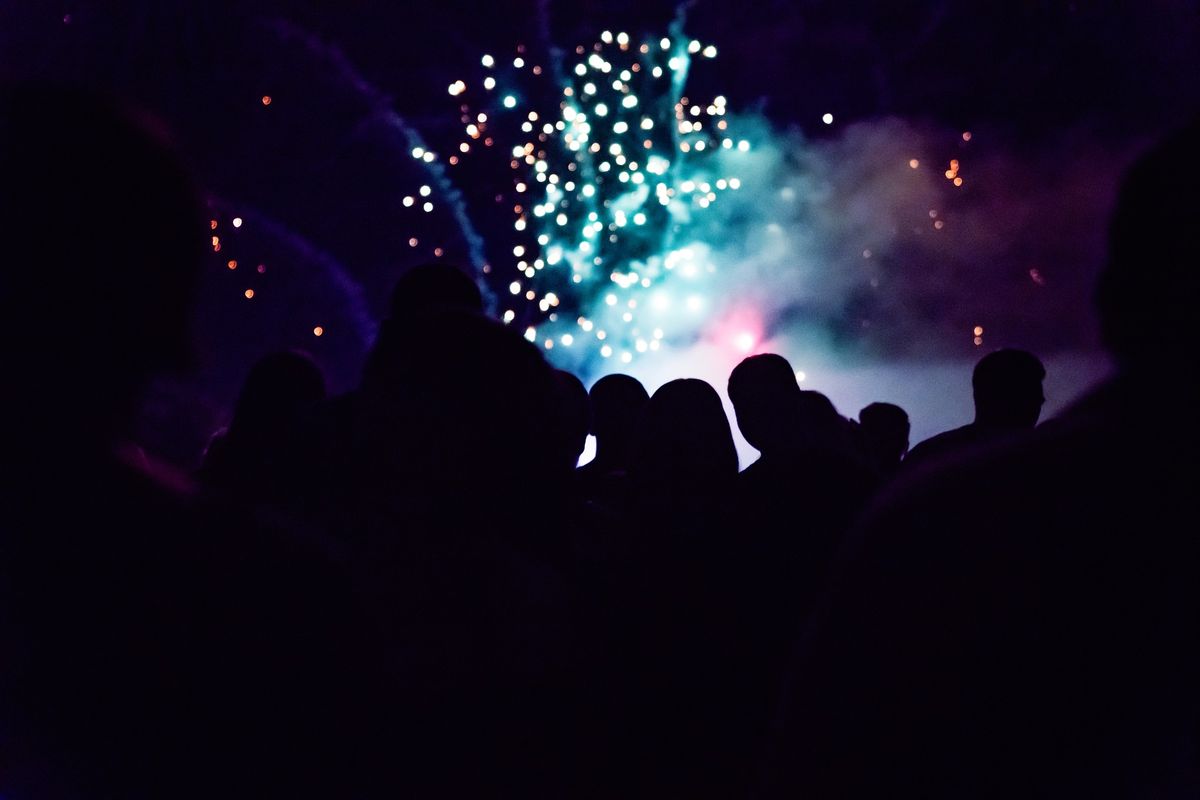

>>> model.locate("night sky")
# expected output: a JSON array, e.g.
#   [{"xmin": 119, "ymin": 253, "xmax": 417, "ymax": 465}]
[{"xmin": 3, "ymin": 1, "xmax": 1197, "ymax": 464}]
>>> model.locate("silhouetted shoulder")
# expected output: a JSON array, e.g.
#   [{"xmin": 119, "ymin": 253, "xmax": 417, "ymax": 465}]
[
  {"xmin": 902, "ymin": 423, "xmax": 979, "ymax": 468},
  {"xmin": 768, "ymin": 381, "xmax": 1200, "ymax": 797},
  {"xmin": 2, "ymin": 451, "xmax": 391, "ymax": 798}
]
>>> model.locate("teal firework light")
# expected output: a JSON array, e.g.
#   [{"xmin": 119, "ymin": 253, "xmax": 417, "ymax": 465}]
[{"xmin": 439, "ymin": 27, "xmax": 749, "ymax": 368}]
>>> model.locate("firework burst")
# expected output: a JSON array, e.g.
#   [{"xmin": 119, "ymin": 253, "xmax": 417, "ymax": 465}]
[{"xmin": 429, "ymin": 26, "xmax": 751, "ymax": 368}]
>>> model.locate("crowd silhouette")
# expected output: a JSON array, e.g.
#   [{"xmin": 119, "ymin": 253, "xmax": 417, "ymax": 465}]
[{"xmin": 1, "ymin": 84, "xmax": 1196, "ymax": 799}]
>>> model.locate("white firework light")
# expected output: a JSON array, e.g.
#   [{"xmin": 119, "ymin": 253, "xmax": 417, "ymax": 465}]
[{"xmin": 439, "ymin": 26, "xmax": 749, "ymax": 369}]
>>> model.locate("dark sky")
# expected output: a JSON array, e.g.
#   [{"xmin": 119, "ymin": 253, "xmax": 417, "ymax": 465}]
[
  {"xmin": 2, "ymin": 1, "xmax": 1197, "ymax": 462},
  {"xmin": 6, "ymin": 2, "xmax": 1197, "ymax": 144}
]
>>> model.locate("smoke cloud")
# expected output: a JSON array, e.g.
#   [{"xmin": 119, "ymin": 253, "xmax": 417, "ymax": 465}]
[{"xmin": 572, "ymin": 113, "xmax": 1135, "ymax": 462}]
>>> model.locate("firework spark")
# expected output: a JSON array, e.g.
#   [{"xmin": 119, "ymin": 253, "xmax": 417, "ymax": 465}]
[{"xmin": 432, "ymin": 27, "xmax": 749, "ymax": 368}]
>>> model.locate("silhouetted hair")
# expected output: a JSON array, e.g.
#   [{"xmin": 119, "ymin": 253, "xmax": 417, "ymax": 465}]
[
  {"xmin": 1099, "ymin": 119, "xmax": 1200, "ymax": 366},
  {"xmin": 369, "ymin": 309, "xmax": 559, "ymax": 490},
  {"xmin": 728, "ymin": 353, "xmax": 801, "ymax": 453},
  {"xmin": 637, "ymin": 378, "xmax": 738, "ymax": 486},
  {"xmin": 858, "ymin": 402, "xmax": 910, "ymax": 466},
  {"xmin": 201, "ymin": 351, "xmax": 326, "ymax": 494},
  {"xmin": 363, "ymin": 264, "xmax": 485, "ymax": 389},
  {"xmin": 796, "ymin": 389, "xmax": 850, "ymax": 452},
  {"xmin": 589, "ymin": 373, "xmax": 650, "ymax": 441},
  {"xmin": 553, "ymin": 369, "xmax": 590, "ymax": 468},
  {"xmin": 0, "ymin": 84, "xmax": 203, "ymax": 434},
  {"xmin": 227, "ymin": 351, "xmax": 326, "ymax": 440},
  {"xmin": 389, "ymin": 262, "xmax": 483, "ymax": 320},
  {"xmin": 798, "ymin": 390, "xmax": 840, "ymax": 422},
  {"xmin": 972, "ymin": 349, "xmax": 1046, "ymax": 427}
]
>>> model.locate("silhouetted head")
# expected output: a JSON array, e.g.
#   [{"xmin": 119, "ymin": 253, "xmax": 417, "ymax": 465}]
[
  {"xmin": 636, "ymin": 378, "xmax": 738, "ymax": 488},
  {"xmin": 588, "ymin": 373, "xmax": 649, "ymax": 466},
  {"xmin": 728, "ymin": 353, "xmax": 802, "ymax": 454},
  {"xmin": 368, "ymin": 309, "xmax": 558, "ymax": 493},
  {"xmin": 363, "ymin": 263, "xmax": 485, "ymax": 389},
  {"xmin": 796, "ymin": 389, "xmax": 851, "ymax": 452},
  {"xmin": 227, "ymin": 351, "xmax": 326, "ymax": 442},
  {"xmin": 1099, "ymin": 120, "xmax": 1200, "ymax": 374},
  {"xmin": 971, "ymin": 349, "xmax": 1046, "ymax": 429},
  {"xmin": 389, "ymin": 262, "xmax": 483, "ymax": 320},
  {"xmin": 858, "ymin": 402, "xmax": 910, "ymax": 469},
  {"xmin": 0, "ymin": 84, "xmax": 203, "ymax": 439},
  {"xmin": 552, "ymin": 369, "xmax": 590, "ymax": 469}
]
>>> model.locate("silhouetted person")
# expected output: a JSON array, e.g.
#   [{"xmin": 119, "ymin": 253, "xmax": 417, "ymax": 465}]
[
  {"xmin": 576, "ymin": 373, "xmax": 649, "ymax": 503},
  {"xmin": 766, "ymin": 122, "xmax": 1200, "ymax": 798},
  {"xmin": 798, "ymin": 387, "xmax": 868, "ymax": 459},
  {"xmin": 728, "ymin": 353, "xmax": 806, "ymax": 455},
  {"xmin": 722, "ymin": 355, "xmax": 876, "ymax": 781},
  {"xmin": 598, "ymin": 378, "xmax": 741, "ymax": 797},
  {"xmin": 279, "ymin": 299, "xmax": 575, "ymax": 796},
  {"xmin": 859, "ymin": 401, "xmax": 910, "ymax": 476},
  {"xmin": 553, "ymin": 368, "xmax": 591, "ymax": 470},
  {"xmin": 728, "ymin": 356, "xmax": 875, "ymax": 554},
  {"xmin": 200, "ymin": 350, "xmax": 326, "ymax": 502},
  {"xmin": 633, "ymin": 378, "xmax": 738, "ymax": 494},
  {"xmin": 390, "ymin": 260, "xmax": 485, "ymax": 317},
  {"xmin": 609, "ymin": 379, "xmax": 758, "ymax": 796},
  {"xmin": 568, "ymin": 373, "xmax": 651, "ymax": 791},
  {"xmin": 363, "ymin": 261, "xmax": 484, "ymax": 386},
  {"xmin": 1, "ymin": 91, "xmax": 200, "ymax": 455},
  {"xmin": 625, "ymin": 376, "xmax": 740, "ymax": 567},
  {"xmin": 331, "ymin": 306, "xmax": 577, "ymax": 795},
  {"xmin": 904, "ymin": 348, "xmax": 1046, "ymax": 469},
  {"xmin": 357, "ymin": 310, "xmax": 561, "ymax": 501},
  {"xmin": 0, "ymin": 86, "xmax": 386, "ymax": 799},
  {"xmin": 299, "ymin": 261, "xmax": 484, "ymax": 525}
]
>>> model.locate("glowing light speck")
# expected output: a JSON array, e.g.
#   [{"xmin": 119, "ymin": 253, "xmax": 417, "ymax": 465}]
[{"xmin": 450, "ymin": 27, "xmax": 749, "ymax": 364}]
